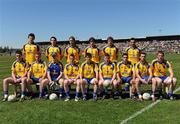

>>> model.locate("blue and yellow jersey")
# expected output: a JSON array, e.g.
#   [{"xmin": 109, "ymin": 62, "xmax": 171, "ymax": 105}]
[
  {"xmin": 99, "ymin": 62, "xmax": 116, "ymax": 78},
  {"xmin": 11, "ymin": 60, "xmax": 28, "ymax": 77},
  {"xmin": 117, "ymin": 61, "xmax": 134, "ymax": 77},
  {"xmin": 80, "ymin": 61, "xmax": 98, "ymax": 78},
  {"xmin": 29, "ymin": 60, "xmax": 47, "ymax": 78},
  {"xmin": 46, "ymin": 45, "xmax": 62, "ymax": 62},
  {"xmin": 64, "ymin": 63, "xmax": 80, "ymax": 78},
  {"xmin": 65, "ymin": 45, "xmax": 81, "ymax": 64},
  {"xmin": 135, "ymin": 61, "xmax": 150, "ymax": 76},
  {"xmin": 125, "ymin": 46, "xmax": 141, "ymax": 65},
  {"xmin": 84, "ymin": 46, "xmax": 100, "ymax": 64},
  {"xmin": 103, "ymin": 45, "xmax": 118, "ymax": 63},
  {"xmin": 151, "ymin": 59, "xmax": 172, "ymax": 77},
  {"xmin": 48, "ymin": 61, "xmax": 63, "ymax": 80},
  {"xmin": 23, "ymin": 43, "xmax": 40, "ymax": 65}
]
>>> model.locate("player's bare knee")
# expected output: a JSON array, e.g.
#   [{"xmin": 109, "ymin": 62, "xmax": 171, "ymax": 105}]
[
  {"xmin": 3, "ymin": 78, "xmax": 9, "ymax": 84},
  {"xmin": 173, "ymin": 78, "xmax": 177, "ymax": 83},
  {"xmin": 27, "ymin": 79, "xmax": 31, "ymax": 84},
  {"xmin": 113, "ymin": 81, "xmax": 118, "ymax": 86},
  {"xmin": 135, "ymin": 78, "xmax": 139, "ymax": 82},
  {"xmin": 81, "ymin": 80, "xmax": 85, "ymax": 85},
  {"xmin": 156, "ymin": 78, "xmax": 162, "ymax": 84},
  {"xmin": 59, "ymin": 79, "xmax": 63, "ymax": 84},
  {"xmin": 64, "ymin": 80, "xmax": 69, "ymax": 86},
  {"xmin": 130, "ymin": 80, "xmax": 135, "ymax": 85},
  {"xmin": 173, "ymin": 78, "xmax": 177, "ymax": 86},
  {"xmin": 76, "ymin": 81, "xmax": 80, "ymax": 86},
  {"xmin": 99, "ymin": 80, "xmax": 103, "ymax": 85}
]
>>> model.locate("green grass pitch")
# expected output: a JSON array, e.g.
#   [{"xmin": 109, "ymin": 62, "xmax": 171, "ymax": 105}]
[{"xmin": 0, "ymin": 54, "xmax": 180, "ymax": 124}]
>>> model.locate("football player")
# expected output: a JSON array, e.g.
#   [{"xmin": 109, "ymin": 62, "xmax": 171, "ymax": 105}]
[
  {"xmin": 84, "ymin": 37, "xmax": 101, "ymax": 65},
  {"xmin": 64, "ymin": 54, "xmax": 81, "ymax": 101},
  {"xmin": 45, "ymin": 36, "xmax": 63, "ymax": 62},
  {"xmin": 125, "ymin": 38, "xmax": 141, "ymax": 65},
  {"xmin": 117, "ymin": 53, "xmax": 136, "ymax": 99},
  {"xmin": 22, "ymin": 33, "xmax": 40, "ymax": 65},
  {"xmin": 39, "ymin": 53, "xmax": 64, "ymax": 99},
  {"xmin": 99, "ymin": 54, "xmax": 118, "ymax": 99},
  {"xmin": 64, "ymin": 36, "xmax": 81, "ymax": 64},
  {"xmin": 80, "ymin": 53, "xmax": 99, "ymax": 101},
  {"xmin": 151, "ymin": 51, "xmax": 177, "ymax": 100},
  {"xmin": 2, "ymin": 50, "xmax": 27, "ymax": 101},
  {"xmin": 102, "ymin": 36, "xmax": 118, "ymax": 64},
  {"xmin": 135, "ymin": 52, "xmax": 152, "ymax": 101},
  {"xmin": 27, "ymin": 52, "xmax": 47, "ymax": 97}
]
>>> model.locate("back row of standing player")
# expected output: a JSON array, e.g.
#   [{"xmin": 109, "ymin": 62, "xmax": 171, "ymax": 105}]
[{"xmin": 2, "ymin": 33, "xmax": 177, "ymax": 101}]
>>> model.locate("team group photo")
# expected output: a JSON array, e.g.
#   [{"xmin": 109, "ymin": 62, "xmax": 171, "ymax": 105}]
[
  {"xmin": 2, "ymin": 33, "xmax": 177, "ymax": 102},
  {"xmin": 0, "ymin": 0, "xmax": 180, "ymax": 124}
]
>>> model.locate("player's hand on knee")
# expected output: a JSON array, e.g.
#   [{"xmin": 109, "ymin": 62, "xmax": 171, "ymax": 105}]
[
  {"xmin": 141, "ymin": 79, "xmax": 147, "ymax": 84},
  {"xmin": 49, "ymin": 81, "xmax": 54, "ymax": 87}
]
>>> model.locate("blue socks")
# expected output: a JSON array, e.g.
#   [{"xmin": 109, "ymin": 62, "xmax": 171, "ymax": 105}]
[
  {"xmin": 66, "ymin": 91, "xmax": 70, "ymax": 97},
  {"xmin": 75, "ymin": 92, "xmax": 79, "ymax": 97},
  {"xmin": 59, "ymin": 88, "xmax": 63, "ymax": 94}
]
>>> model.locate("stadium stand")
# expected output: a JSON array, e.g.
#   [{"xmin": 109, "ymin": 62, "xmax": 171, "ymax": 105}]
[{"xmin": 37, "ymin": 35, "xmax": 180, "ymax": 54}]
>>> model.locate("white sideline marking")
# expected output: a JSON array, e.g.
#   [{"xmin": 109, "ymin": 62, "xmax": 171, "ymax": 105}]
[{"xmin": 120, "ymin": 86, "xmax": 180, "ymax": 124}]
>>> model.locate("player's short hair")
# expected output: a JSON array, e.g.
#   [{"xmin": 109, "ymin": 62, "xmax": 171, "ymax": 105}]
[
  {"xmin": 89, "ymin": 37, "xmax": 96, "ymax": 42},
  {"xmin": 28, "ymin": 33, "xmax": 35, "ymax": 40},
  {"xmin": 104, "ymin": 53, "xmax": 110, "ymax": 57},
  {"xmin": 107, "ymin": 36, "xmax": 114, "ymax": 41},
  {"xmin": 69, "ymin": 36, "xmax": 75, "ymax": 41},
  {"xmin": 50, "ymin": 36, "xmax": 57, "ymax": 41},
  {"xmin": 15, "ymin": 50, "xmax": 22, "ymax": 55},
  {"xmin": 141, "ymin": 52, "xmax": 146, "ymax": 56},
  {"xmin": 86, "ymin": 53, "xmax": 92, "ymax": 58},
  {"xmin": 122, "ymin": 53, "xmax": 128, "ymax": 57},
  {"xmin": 130, "ymin": 37, "xmax": 135, "ymax": 41},
  {"xmin": 157, "ymin": 51, "xmax": 164, "ymax": 56}
]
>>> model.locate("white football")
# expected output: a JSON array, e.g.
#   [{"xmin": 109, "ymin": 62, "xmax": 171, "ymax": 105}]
[
  {"xmin": 103, "ymin": 80, "xmax": 111, "ymax": 88},
  {"xmin": 49, "ymin": 93, "xmax": 58, "ymax": 100},
  {"xmin": 142, "ymin": 93, "xmax": 151, "ymax": 100},
  {"xmin": 8, "ymin": 94, "xmax": 16, "ymax": 102}
]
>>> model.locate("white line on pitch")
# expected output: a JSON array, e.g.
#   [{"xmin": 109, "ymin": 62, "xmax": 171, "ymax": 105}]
[{"xmin": 119, "ymin": 86, "xmax": 180, "ymax": 124}]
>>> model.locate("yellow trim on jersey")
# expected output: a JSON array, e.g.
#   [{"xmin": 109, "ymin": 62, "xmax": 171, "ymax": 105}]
[
  {"xmin": 65, "ymin": 46, "xmax": 81, "ymax": 64},
  {"xmin": 151, "ymin": 59, "xmax": 172, "ymax": 77},
  {"xmin": 29, "ymin": 61, "xmax": 47, "ymax": 78},
  {"xmin": 80, "ymin": 61, "xmax": 98, "ymax": 78},
  {"xmin": 23, "ymin": 43, "xmax": 40, "ymax": 65},
  {"xmin": 117, "ymin": 61, "xmax": 134, "ymax": 77},
  {"xmin": 64, "ymin": 64, "xmax": 80, "ymax": 78},
  {"xmin": 103, "ymin": 45, "xmax": 118, "ymax": 63},
  {"xmin": 99, "ymin": 62, "xmax": 116, "ymax": 78},
  {"xmin": 11, "ymin": 60, "xmax": 28, "ymax": 77},
  {"xmin": 125, "ymin": 46, "xmax": 141, "ymax": 65},
  {"xmin": 45, "ymin": 45, "xmax": 62, "ymax": 62},
  {"xmin": 135, "ymin": 61, "xmax": 150, "ymax": 76},
  {"xmin": 84, "ymin": 46, "xmax": 100, "ymax": 64}
]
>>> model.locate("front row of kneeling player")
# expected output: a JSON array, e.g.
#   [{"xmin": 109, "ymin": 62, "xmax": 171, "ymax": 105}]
[{"xmin": 2, "ymin": 50, "xmax": 177, "ymax": 101}]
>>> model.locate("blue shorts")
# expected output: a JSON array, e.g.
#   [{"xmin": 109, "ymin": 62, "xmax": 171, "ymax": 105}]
[
  {"xmin": 31, "ymin": 77, "xmax": 40, "ymax": 83},
  {"xmin": 51, "ymin": 77, "xmax": 58, "ymax": 81},
  {"xmin": 158, "ymin": 76, "xmax": 168, "ymax": 82},
  {"xmin": 121, "ymin": 76, "xmax": 132, "ymax": 84},
  {"xmin": 103, "ymin": 78, "xmax": 112, "ymax": 81},
  {"xmin": 15, "ymin": 76, "xmax": 21, "ymax": 79},
  {"xmin": 142, "ymin": 76, "xmax": 149, "ymax": 82},
  {"xmin": 83, "ymin": 78, "xmax": 94, "ymax": 84},
  {"xmin": 14, "ymin": 76, "xmax": 22, "ymax": 83}
]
